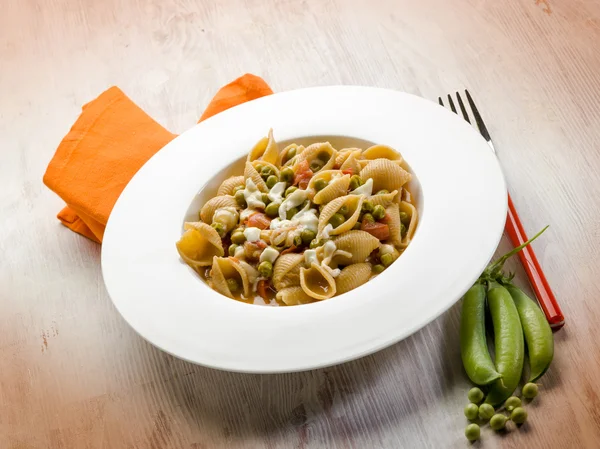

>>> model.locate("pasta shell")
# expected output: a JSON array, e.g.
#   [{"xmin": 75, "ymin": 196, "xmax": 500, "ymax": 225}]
[
  {"xmin": 361, "ymin": 144, "xmax": 403, "ymax": 162},
  {"xmin": 248, "ymin": 129, "xmax": 279, "ymax": 165},
  {"xmin": 336, "ymin": 263, "xmax": 372, "ymax": 295},
  {"xmin": 276, "ymin": 286, "xmax": 315, "ymax": 306},
  {"xmin": 309, "ymin": 171, "xmax": 351, "ymax": 205},
  {"xmin": 295, "ymin": 142, "xmax": 337, "ymax": 173},
  {"xmin": 339, "ymin": 152, "xmax": 362, "ymax": 175},
  {"xmin": 385, "ymin": 203, "xmax": 402, "ymax": 246},
  {"xmin": 300, "ymin": 262, "xmax": 337, "ymax": 300},
  {"xmin": 217, "ymin": 175, "xmax": 245, "ymax": 196},
  {"xmin": 272, "ymin": 253, "xmax": 304, "ymax": 290},
  {"xmin": 399, "ymin": 201, "xmax": 418, "ymax": 248},
  {"xmin": 360, "ymin": 159, "xmax": 411, "ymax": 192},
  {"xmin": 335, "ymin": 148, "xmax": 361, "ymax": 167},
  {"xmin": 200, "ymin": 195, "xmax": 238, "ymax": 223},
  {"xmin": 318, "ymin": 194, "xmax": 364, "ymax": 237},
  {"xmin": 332, "ymin": 230, "xmax": 380, "ymax": 264},
  {"xmin": 369, "ymin": 190, "xmax": 399, "ymax": 208},
  {"xmin": 209, "ymin": 256, "xmax": 250, "ymax": 298},
  {"xmin": 280, "ymin": 143, "xmax": 303, "ymax": 166},
  {"xmin": 243, "ymin": 162, "xmax": 269, "ymax": 193},
  {"xmin": 176, "ymin": 222, "xmax": 224, "ymax": 268}
]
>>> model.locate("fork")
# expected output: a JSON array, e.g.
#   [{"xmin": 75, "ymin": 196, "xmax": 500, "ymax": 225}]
[{"xmin": 439, "ymin": 90, "xmax": 564, "ymax": 330}]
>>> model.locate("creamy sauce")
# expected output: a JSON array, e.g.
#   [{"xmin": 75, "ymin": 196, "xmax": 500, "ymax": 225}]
[
  {"xmin": 351, "ymin": 178, "xmax": 373, "ymax": 196},
  {"xmin": 321, "ymin": 223, "xmax": 334, "ymax": 239},
  {"xmin": 242, "ymin": 178, "xmax": 265, "ymax": 209},
  {"xmin": 278, "ymin": 189, "xmax": 309, "ymax": 220},
  {"xmin": 268, "ymin": 181, "xmax": 287, "ymax": 203}
]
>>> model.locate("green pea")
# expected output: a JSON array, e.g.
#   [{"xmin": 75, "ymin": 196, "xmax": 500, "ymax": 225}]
[
  {"xmin": 372, "ymin": 205, "xmax": 385, "ymax": 220},
  {"xmin": 228, "ymin": 244, "xmax": 238, "ymax": 257},
  {"xmin": 362, "ymin": 213, "xmax": 375, "ymax": 224},
  {"xmin": 329, "ymin": 213, "xmax": 345, "ymax": 228},
  {"xmin": 284, "ymin": 147, "xmax": 297, "ymax": 163},
  {"xmin": 490, "ymin": 413, "xmax": 508, "ymax": 431},
  {"xmin": 349, "ymin": 175, "xmax": 363, "ymax": 191},
  {"xmin": 285, "ymin": 186, "xmax": 297, "ymax": 197},
  {"xmin": 478, "ymin": 403, "xmax": 494, "ymax": 421},
  {"xmin": 262, "ymin": 193, "xmax": 271, "ymax": 205},
  {"xmin": 522, "ymin": 383, "xmax": 538, "ymax": 399},
  {"xmin": 280, "ymin": 167, "xmax": 294, "ymax": 183},
  {"xmin": 314, "ymin": 178, "xmax": 328, "ymax": 191},
  {"xmin": 317, "ymin": 150, "xmax": 330, "ymax": 161},
  {"xmin": 372, "ymin": 264, "xmax": 385, "ymax": 274},
  {"xmin": 467, "ymin": 387, "xmax": 485, "ymax": 403},
  {"xmin": 377, "ymin": 189, "xmax": 390, "ymax": 195},
  {"xmin": 399, "ymin": 211, "xmax": 410, "ymax": 224},
  {"xmin": 254, "ymin": 164, "xmax": 264, "ymax": 174},
  {"xmin": 339, "ymin": 204, "xmax": 351, "ymax": 216},
  {"xmin": 361, "ymin": 200, "xmax": 374, "ymax": 213},
  {"xmin": 231, "ymin": 231, "xmax": 246, "ymax": 245},
  {"xmin": 301, "ymin": 229, "xmax": 316, "ymax": 245},
  {"xmin": 464, "ymin": 403, "xmax": 479, "ymax": 421},
  {"xmin": 380, "ymin": 253, "xmax": 394, "ymax": 267},
  {"xmin": 211, "ymin": 222, "xmax": 226, "ymax": 238},
  {"xmin": 352, "ymin": 222, "xmax": 361, "ymax": 230},
  {"xmin": 510, "ymin": 407, "xmax": 527, "ymax": 425},
  {"xmin": 258, "ymin": 261, "xmax": 273, "ymax": 278},
  {"xmin": 507, "ymin": 286, "xmax": 554, "ymax": 382},
  {"xmin": 286, "ymin": 207, "xmax": 298, "ymax": 220},
  {"xmin": 461, "ymin": 286, "xmax": 502, "ymax": 387},
  {"xmin": 485, "ymin": 282, "xmax": 524, "ymax": 406},
  {"xmin": 464, "ymin": 424, "xmax": 480, "ymax": 442},
  {"xmin": 265, "ymin": 202, "xmax": 281, "ymax": 218},
  {"xmin": 260, "ymin": 166, "xmax": 274, "ymax": 178},
  {"xmin": 235, "ymin": 190, "xmax": 247, "ymax": 208},
  {"xmin": 400, "ymin": 222, "xmax": 407, "ymax": 238},
  {"xmin": 233, "ymin": 185, "xmax": 244, "ymax": 193},
  {"xmin": 504, "ymin": 396, "xmax": 521, "ymax": 411},
  {"xmin": 266, "ymin": 175, "xmax": 278, "ymax": 189},
  {"xmin": 293, "ymin": 234, "xmax": 303, "ymax": 247},
  {"xmin": 309, "ymin": 238, "xmax": 321, "ymax": 249},
  {"xmin": 310, "ymin": 159, "xmax": 324, "ymax": 172},
  {"xmin": 226, "ymin": 278, "xmax": 240, "ymax": 293}
]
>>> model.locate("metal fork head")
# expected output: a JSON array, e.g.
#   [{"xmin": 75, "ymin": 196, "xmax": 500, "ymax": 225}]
[{"xmin": 438, "ymin": 90, "xmax": 495, "ymax": 153}]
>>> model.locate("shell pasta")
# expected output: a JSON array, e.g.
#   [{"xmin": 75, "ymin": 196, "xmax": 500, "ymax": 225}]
[{"xmin": 176, "ymin": 129, "xmax": 418, "ymax": 306}]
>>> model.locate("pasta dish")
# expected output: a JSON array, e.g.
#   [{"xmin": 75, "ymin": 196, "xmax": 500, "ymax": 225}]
[{"xmin": 176, "ymin": 129, "xmax": 418, "ymax": 305}]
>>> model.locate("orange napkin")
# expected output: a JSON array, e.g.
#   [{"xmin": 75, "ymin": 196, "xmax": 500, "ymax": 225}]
[{"xmin": 43, "ymin": 74, "xmax": 273, "ymax": 243}]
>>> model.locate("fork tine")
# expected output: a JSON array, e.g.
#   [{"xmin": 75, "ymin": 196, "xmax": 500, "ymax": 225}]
[
  {"xmin": 465, "ymin": 90, "xmax": 491, "ymax": 142},
  {"xmin": 438, "ymin": 97, "xmax": 444, "ymax": 106},
  {"xmin": 447, "ymin": 94, "xmax": 457, "ymax": 113},
  {"xmin": 456, "ymin": 92, "xmax": 470, "ymax": 124}
]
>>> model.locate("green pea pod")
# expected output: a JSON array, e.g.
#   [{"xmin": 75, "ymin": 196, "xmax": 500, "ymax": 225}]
[
  {"xmin": 485, "ymin": 281, "xmax": 524, "ymax": 406},
  {"xmin": 506, "ymin": 285, "xmax": 554, "ymax": 381},
  {"xmin": 460, "ymin": 284, "xmax": 502, "ymax": 385}
]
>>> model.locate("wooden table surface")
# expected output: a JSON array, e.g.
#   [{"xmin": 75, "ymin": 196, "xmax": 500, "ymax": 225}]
[{"xmin": 2, "ymin": 0, "xmax": 600, "ymax": 447}]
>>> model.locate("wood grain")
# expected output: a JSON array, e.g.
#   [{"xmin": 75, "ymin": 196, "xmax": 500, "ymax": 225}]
[{"xmin": 2, "ymin": 0, "xmax": 600, "ymax": 447}]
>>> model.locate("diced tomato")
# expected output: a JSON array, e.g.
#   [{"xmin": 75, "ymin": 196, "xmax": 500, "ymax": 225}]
[
  {"xmin": 380, "ymin": 213, "xmax": 392, "ymax": 224},
  {"xmin": 246, "ymin": 213, "xmax": 271, "ymax": 230},
  {"xmin": 341, "ymin": 168, "xmax": 353, "ymax": 176},
  {"xmin": 280, "ymin": 245, "xmax": 298, "ymax": 256},
  {"xmin": 255, "ymin": 240, "xmax": 267, "ymax": 249},
  {"xmin": 361, "ymin": 221, "xmax": 390, "ymax": 240},
  {"xmin": 293, "ymin": 160, "xmax": 313, "ymax": 187}
]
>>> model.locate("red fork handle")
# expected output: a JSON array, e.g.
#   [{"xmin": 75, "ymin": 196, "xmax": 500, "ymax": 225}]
[{"xmin": 505, "ymin": 194, "xmax": 565, "ymax": 329}]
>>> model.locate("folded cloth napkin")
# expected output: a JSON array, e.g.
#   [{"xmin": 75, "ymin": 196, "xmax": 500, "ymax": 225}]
[{"xmin": 43, "ymin": 73, "xmax": 273, "ymax": 243}]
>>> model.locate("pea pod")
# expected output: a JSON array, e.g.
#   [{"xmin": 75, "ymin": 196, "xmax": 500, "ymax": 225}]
[
  {"xmin": 485, "ymin": 281, "xmax": 524, "ymax": 406},
  {"xmin": 506, "ymin": 285, "xmax": 554, "ymax": 381},
  {"xmin": 460, "ymin": 284, "xmax": 502, "ymax": 385}
]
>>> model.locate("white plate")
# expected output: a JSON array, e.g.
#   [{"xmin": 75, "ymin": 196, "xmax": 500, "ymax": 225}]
[{"xmin": 102, "ymin": 86, "xmax": 506, "ymax": 373}]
